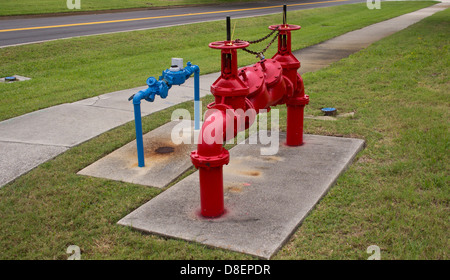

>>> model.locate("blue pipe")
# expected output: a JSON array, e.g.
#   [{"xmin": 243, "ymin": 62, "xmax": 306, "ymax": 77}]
[
  {"xmin": 194, "ymin": 66, "xmax": 200, "ymax": 130},
  {"xmin": 132, "ymin": 91, "xmax": 147, "ymax": 167},
  {"xmin": 131, "ymin": 60, "xmax": 199, "ymax": 167}
]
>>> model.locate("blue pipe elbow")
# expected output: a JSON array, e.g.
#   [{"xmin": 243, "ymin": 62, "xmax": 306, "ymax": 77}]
[{"xmin": 133, "ymin": 89, "xmax": 149, "ymax": 105}]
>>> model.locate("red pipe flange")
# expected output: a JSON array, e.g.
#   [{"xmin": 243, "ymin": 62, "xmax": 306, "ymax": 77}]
[
  {"xmin": 269, "ymin": 24, "xmax": 301, "ymax": 31},
  {"xmin": 209, "ymin": 40, "xmax": 250, "ymax": 50}
]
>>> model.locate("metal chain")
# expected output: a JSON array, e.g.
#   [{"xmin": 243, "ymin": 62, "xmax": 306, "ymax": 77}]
[
  {"xmin": 236, "ymin": 28, "xmax": 279, "ymax": 60},
  {"xmin": 235, "ymin": 26, "xmax": 279, "ymax": 44}
]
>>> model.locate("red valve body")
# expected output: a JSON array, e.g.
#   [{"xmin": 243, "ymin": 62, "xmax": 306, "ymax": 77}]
[{"xmin": 191, "ymin": 25, "xmax": 308, "ymax": 218}]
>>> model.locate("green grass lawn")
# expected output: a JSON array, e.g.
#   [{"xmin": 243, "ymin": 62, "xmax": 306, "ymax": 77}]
[
  {"xmin": 0, "ymin": 2, "xmax": 448, "ymax": 260},
  {"xmin": 274, "ymin": 8, "xmax": 449, "ymax": 259},
  {"xmin": 0, "ymin": 0, "xmax": 257, "ymax": 16},
  {"xmin": 0, "ymin": 2, "xmax": 437, "ymax": 122}
]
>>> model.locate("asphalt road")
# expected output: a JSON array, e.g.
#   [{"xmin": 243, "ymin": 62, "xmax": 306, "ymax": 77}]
[{"xmin": 0, "ymin": 0, "xmax": 363, "ymax": 48}]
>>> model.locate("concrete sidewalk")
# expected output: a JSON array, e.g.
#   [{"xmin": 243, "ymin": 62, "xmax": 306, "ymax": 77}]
[{"xmin": 0, "ymin": 2, "xmax": 448, "ymax": 188}]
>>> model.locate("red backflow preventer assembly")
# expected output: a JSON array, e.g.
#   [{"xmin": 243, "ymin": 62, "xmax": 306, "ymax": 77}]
[{"xmin": 190, "ymin": 6, "xmax": 309, "ymax": 218}]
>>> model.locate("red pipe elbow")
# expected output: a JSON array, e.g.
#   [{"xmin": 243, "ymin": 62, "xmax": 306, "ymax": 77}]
[
  {"xmin": 190, "ymin": 107, "xmax": 231, "ymax": 218},
  {"xmin": 190, "ymin": 101, "xmax": 258, "ymax": 217}
]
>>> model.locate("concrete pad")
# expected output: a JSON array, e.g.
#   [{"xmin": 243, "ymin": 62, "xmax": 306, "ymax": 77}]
[
  {"xmin": 118, "ymin": 133, "xmax": 365, "ymax": 259},
  {"xmin": 78, "ymin": 120, "xmax": 197, "ymax": 188},
  {"xmin": 0, "ymin": 141, "xmax": 67, "ymax": 186},
  {"xmin": 0, "ymin": 104, "xmax": 134, "ymax": 147}
]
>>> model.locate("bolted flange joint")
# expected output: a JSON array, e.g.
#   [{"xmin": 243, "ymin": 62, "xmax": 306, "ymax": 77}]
[
  {"xmin": 190, "ymin": 149, "xmax": 230, "ymax": 169},
  {"xmin": 286, "ymin": 94, "xmax": 310, "ymax": 106}
]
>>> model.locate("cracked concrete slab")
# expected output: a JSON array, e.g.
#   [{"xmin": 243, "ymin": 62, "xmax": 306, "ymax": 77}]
[{"xmin": 118, "ymin": 133, "xmax": 365, "ymax": 259}]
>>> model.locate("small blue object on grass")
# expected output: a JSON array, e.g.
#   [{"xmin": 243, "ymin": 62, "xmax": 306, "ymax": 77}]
[
  {"xmin": 5, "ymin": 77, "xmax": 17, "ymax": 82},
  {"xmin": 321, "ymin": 107, "xmax": 337, "ymax": 116}
]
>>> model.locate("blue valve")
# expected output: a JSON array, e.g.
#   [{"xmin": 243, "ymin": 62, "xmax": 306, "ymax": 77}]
[{"xmin": 130, "ymin": 58, "xmax": 200, "ymax": 167}]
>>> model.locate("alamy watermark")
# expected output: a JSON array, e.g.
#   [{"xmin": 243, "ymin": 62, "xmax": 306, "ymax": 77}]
[
  {"xmin": 67, "ymin": 0, "xmax": 81, "ymax": 10},
  {"xmin": 67, "ymin": 245, "xmax": 81, "ymax": 260},
  {"xmin": 367, "ymin": 245, "xmax": 381, "ymax": 260},
  {"xmin": 171, "ymin": 101, "xmax": 280, "ymax": 156},
  {"xmin": 367, "ymin": 0, "xmax": 381, "ymax": 9}
]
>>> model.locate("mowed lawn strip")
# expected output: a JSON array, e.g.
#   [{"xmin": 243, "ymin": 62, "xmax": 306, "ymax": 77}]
[{"xmin": 0, "ymin": 2, "xmax": 436, "ymax": 121}]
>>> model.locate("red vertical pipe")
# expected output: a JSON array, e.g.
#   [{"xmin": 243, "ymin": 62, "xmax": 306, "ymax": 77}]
[
  {"xmin": 286, "ymin": 104, "xmax": 305, "ymax": 146},
  {"xmin": 270, "ymin": 24, "xmax": 308, "ymax": 146},
  {"xmin": 286, "ymin": 73, "xmax": 308, "ymax": 146},
  {"xmin": 191, "ymin": 108, "xmax": 232, "ymax": 218},
  {"xmin": 199, "ymin": 167, "xmax": 224, "ymax": 217},
  {"xmin": 192, "ymin": 37, "xmax": 249, "ymax": 218}
]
